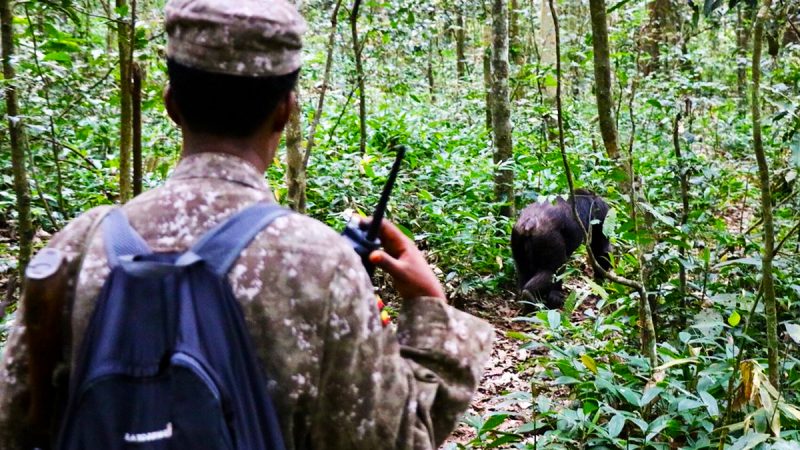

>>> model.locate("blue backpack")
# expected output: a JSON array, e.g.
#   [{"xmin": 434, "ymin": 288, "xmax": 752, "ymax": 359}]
[{"xmin": 57, "ymin": 203, "xmax": 290, "ymax": 450}]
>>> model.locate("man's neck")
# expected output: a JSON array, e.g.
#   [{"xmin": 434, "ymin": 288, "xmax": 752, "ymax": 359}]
[{"xmin": 180, "ymin": 132, "xmax": 275, "ymax": 173}]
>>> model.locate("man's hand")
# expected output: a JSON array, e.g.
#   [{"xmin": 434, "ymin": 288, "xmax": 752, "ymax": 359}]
[{"xmin": 365, "ymin": 219, "xmax": 446, "ymax": 301}]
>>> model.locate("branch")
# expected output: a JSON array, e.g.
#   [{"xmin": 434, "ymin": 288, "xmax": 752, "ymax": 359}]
[{"xmin": 302, "ymin": 0, "xmax": 345, "ymax": 170}]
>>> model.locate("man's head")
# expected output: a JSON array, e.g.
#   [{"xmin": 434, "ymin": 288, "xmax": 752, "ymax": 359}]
[
  {"xmin": 166, "ymin": 60, "xmax": 299, "ymax": 138},
  {"xmin": 163, "ymin": 0, "xmax": 306, "ymax": 163}
]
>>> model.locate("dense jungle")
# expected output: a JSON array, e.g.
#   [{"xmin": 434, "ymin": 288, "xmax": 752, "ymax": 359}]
[{"xmin": 2, "ymin": 0, "xmax": 800, "ymax": 448}]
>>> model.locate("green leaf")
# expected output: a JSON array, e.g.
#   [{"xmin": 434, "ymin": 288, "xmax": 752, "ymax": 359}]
[
  {"xmin": 486, "ymin": 433, "xmax": 521, "ymax": 448},
  {"xmin": 607, "ymin": 414, "xmax": 625, "ymax": 438},
  {"xmin": 641, "ymin": 387, "xmax": 663, "ymax": 406},
  {"xmin": 699, "ymin": 391, "xmax": 719, "ymax": 417},
  {"xmin": 728, "ymin": 432, "xmax": 770, "ymax": 450},
  {"xmin": 479, "ymin": 414, "xmax": 508, "ymax": 433},
  {"xmin": 784, "ymin": 323, "xmax": 800, "ymax": 344},
  {"xmin": 43, "ymin": 52, "xmax": 72, "ymax": 63},
  {"xmin": 654, "ymin": 357, "xmax": 699, "ymax": 371},
  {"xmin": 677, "ymin": 398, "xmax": 704, "ymax": 412},
  {"xmin": 619, "ymin": 388, "xmax": 641, "ymax": 407},
  {"xmin": 607, "ymin": 0, "xmax": 633, "ymax": 13},
  {"xmin": 547, "ymin": 310, "xmax": 561, "ymax": 331},
  {"xmin": 394, "ymin": 222, "xmax": 414, "ymax": 239},
  {"xmin": 729, "ymin": 310, "xmax": 741, "ymax": 327},
  {"xmin": 581, "ymin": 354, "xmax": 598, "ymax": 374},
  {"xmin": 602, "ymin": 207, "xmax": 618, "ymax": 238},
  {"xmin": 645, "ymin": 415, "xmax": 671, "ymax": 441}
]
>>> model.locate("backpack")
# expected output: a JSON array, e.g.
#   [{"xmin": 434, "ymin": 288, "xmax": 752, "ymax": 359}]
[{"xmin": 56, "ymin": 202, "xmax": 291, "ymax": 450}]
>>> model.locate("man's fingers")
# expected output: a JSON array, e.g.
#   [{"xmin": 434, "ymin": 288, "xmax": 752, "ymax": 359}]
[
  {"xmin": 360, "ymin": 217, "xmax": 412, "ymax": 253},
  {"xmin": 369, "ymin": 250, "xmax": 404, "ymax": 277}
]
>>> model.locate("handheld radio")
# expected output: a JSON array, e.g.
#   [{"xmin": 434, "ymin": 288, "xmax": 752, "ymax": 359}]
[{"xmin": 341, "ymin": 145, "xmax": 406, "ymax": 279}]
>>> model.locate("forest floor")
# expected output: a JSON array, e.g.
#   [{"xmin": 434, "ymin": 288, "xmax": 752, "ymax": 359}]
[{"xmin": 440, "ymin": 279, "xmax": 599, "ymax": 448}]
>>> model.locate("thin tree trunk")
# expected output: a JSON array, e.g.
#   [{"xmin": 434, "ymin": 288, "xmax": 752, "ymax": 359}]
[
  {"xmin": 2, "ymin": 0, "xmax": 33, "ymax": 274},
  {"xmin": 539, "ymin": 0, "xmax": 557, "ymax": 99},
  {"xmin": 510, "ymin": 0, "xmax": 522, "ymax": 65},
  {"xmin": 491, "ymin": 0, "xmax": 514, "ymax": 219},
  {"xmin": 132, "ymin": 62, "xmax": 143, "ymax": 196},
  {"xmin": 350, "ymin": 0, "xmax": 366, "ymax": 154},
  {"xmin": 642, "ymin": 0, "xmax": 676, "ymax": 75},
  {"xmin": 285, "ymin": 93, "xmax": 306, "ymax": 213},
  {"xmin": 751, "ymin": 0, "xmax": 779, "ymax": 389},
  {"xmin": 302, "ymin": 0, "xmax": 344, "ymax": 170},
  {"xmin": 551, "ymin": 0, "xmax": 656, "ymax": 365},
  {"xmin": 100, "ymin": 0, "xmax": 115, "ymax": 53},
  {"xmin": 456, "ymin": 8, "xmax": 466, "ymax": 79},
  {"xmin": 588, "ymin": 0, "xmax": 620, "ymax": 160},
  {"xmin": 483, "ymin": 41, "xmax": 493, "ymax": 130},
  {"xmin": 117, "ymin": 0, "xmax": 134, "ymax": 202},
  {"xmin": 24, "ymin": 7, "xmax": 66, "ymax": 220},
  {"xmin": 672, "ymin": 110, "xmax": 690, "ymax": 321},
  {"xmin": 737, "ymin": 5, "xmax": 749, "ymax": 101},
  {"xmin": 427, "ymin": 32, "xmax": 435, "ymax": 100}
]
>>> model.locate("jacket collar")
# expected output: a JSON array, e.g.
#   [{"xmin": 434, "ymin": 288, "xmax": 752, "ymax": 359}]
[{"xmin": 168, "ymin": 152, "xmax": 271, "ymax": 192}]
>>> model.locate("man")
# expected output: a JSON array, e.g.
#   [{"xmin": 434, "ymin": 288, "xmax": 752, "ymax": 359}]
[{"xmin": 0, "ymin": 0, "xmax": 494, "ymax": 449}]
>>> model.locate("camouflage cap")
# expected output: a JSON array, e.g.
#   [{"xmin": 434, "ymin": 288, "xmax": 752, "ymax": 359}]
[{"xmin": 165, "ymin": 0, "xmax": 306, "ymax": 77}]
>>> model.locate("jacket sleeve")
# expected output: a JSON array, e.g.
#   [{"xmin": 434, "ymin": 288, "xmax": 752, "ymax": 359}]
[
  {"xmin": 310, "ymin": 249, "xmax": 494, "ymax": 450},
  {"xmin": 0, "ymin": 207, "xmax": 109, "ymax": 450}
]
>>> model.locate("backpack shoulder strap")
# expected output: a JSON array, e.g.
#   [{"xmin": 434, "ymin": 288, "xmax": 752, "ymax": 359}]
[
  {"xmin": 180, "ymin": 202, "xmax": 291, "ymax": 277},
  {"xmin": 101, "ymin": 208, "xmax": 152, "ymax": 268}
]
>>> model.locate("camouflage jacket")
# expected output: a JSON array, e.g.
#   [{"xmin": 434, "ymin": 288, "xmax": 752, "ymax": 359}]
[{"xmin": 0, "ymin": 152, "xmax": 494, "ymax": 450}]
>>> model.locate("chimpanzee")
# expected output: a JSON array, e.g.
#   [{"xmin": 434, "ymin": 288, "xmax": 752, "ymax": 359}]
[{"xmin": 511, "ymin": 189, "xmax": 611, "ymax": 309}]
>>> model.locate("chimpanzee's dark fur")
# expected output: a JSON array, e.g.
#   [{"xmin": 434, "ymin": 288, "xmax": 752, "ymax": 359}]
[{"xmin": 511, "ymin": 189, "xmax": 611, "ymax": 309}]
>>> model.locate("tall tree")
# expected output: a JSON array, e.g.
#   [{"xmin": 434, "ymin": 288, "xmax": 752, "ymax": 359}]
[
  {"xmin": 751, "ymin": 0, "xmax": 779, "ymax": 388},
  {"xmin": 1, "ymin": 0, "xmax": 33, "ymax": 273},
  {"xmin": 491, "ymin": 0, "xmax": 514, "ymax": 218},
  {"xmin": 117, "ymin": 0, "xmax": 135, "ymax": 202},
  {"xmin": 642, "ymin": 0, "xmax": 677, "ymax": 74},
  {"xmin": 285, "ymin": 93, "xmax": 306, "ymax": 212},
  {"xmin": 301, "ymin": 0, "xmax": 344, "ymax": 177},
  {"xmin": 509, "ymin": 0, "xmax": 523, "ymax": 64},
  {"xmin": 132, "ymin": 62, "xmax": 143, "ymax": 196},
  {"xmin": 350, "ymin": 0, "xmax": 366, "ymax": 154},
  {"xmin": 588, "ymin": 0, "xmax": 620, "ymax": 160},
  {"xmin": 539, "ymin": 0, "xmax": 557, "ymax": 99},
  {"xmin": 736, "ymin": 4, "xmax": 751, "ymax": 100},
  {"xmin": 455, "ymin": 5, "xmax": 467, "ymax": 80},
  {"xmin": 483, "ymin": 43, "xmax": 493, "ymax": 130}
]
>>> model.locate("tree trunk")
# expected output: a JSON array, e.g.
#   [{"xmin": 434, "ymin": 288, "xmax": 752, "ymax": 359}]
[
  {"xmin": 350, "ymin": 0, "xmax": 366, "ymax": 154},
  {"xmin": 751, "ymin": 0, "xmax": 779, "ymax": 389},
  {"xmin": 510, "ymin": 0, "xmax": 523, "ymax": 65},
  {"xmin": 427, "ymin": 33, "xmax": 435, "ymax": 100},
  {"xmin": 285, "ymin": 93, "xmax": 306, "ymax": 213},
  {"xmin": 24, "ymin": 7, "xmax": 66, "ymax": 220},
  {"xmin": 588, "ymin": 0, "xmax": 620, "ymax": 160},
  {"xmin": 642, "ymin": 0, "xmax": 677, "ymax": 75},
  {"xmin": 672, "ymin": 110, "xmax": 690, "ymax": 323},
  {"xmin": 483, "ymin": 40, "xmax": 493, "ymax": 131},
  {"xmin": 302, "ymin": 0, "xmax": 344, "ymax": 171},
  {"xmin": 1, "ymin": 0, "xmax": 33, "ymax": 274},
  {"xmin": 117, "ymin": 0, "xmax": 134, "ymax": 202},
  {"xmin": 736, "ymin": 4, "xmax": 750, "ymax": 101},
  {"xmin": 539, "ymin": 0, "xmax": 557, "ymax": 99},
  {"xmin": 491, "ymin": 0, "xmax": 514, "ymax": 219},
  {"xmin": 456, "ymin": 8, "xmax": 466, "ymax": 80},
  {"xmin": 132, "ymin": 62, "xmax": 143, "ymax": 196}
]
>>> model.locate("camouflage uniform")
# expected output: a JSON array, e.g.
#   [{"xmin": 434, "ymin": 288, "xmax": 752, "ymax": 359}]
[{"xmin": 0, "ymin": 153, "xmax": 494, "ymax": 449}]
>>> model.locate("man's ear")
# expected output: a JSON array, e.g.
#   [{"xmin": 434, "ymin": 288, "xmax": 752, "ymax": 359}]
[
  {"xmin": 163, "ymin": 85, "xmax": 182, "ymax": 126},
  {"xmin": 271, "ymin": 91, "xmax": 295, "ymax": 132}
]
